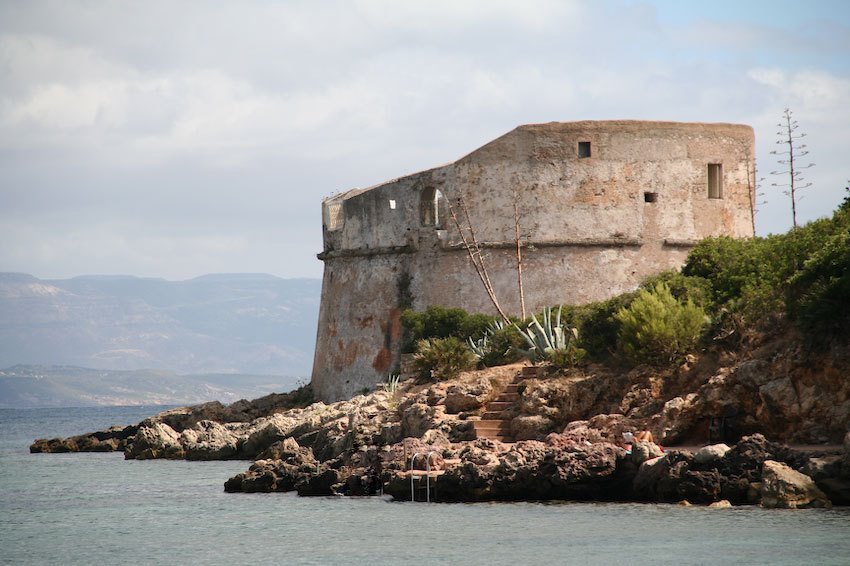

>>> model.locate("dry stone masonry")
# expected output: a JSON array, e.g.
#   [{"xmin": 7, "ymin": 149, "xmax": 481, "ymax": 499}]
[{"xmin": 312, "ymin": 121, "xmax": 755, "ymax": 401}]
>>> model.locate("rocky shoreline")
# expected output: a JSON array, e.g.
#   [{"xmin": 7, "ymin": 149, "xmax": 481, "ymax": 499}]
[{"xmin": 30, "ymin": 354, "xmax": 850, "ymax": 508}]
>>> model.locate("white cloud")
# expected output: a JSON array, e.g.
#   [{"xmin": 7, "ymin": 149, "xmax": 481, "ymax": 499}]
[{"xmin": 0, "ymin": 1, "xmax": 848, "ymax": 279}]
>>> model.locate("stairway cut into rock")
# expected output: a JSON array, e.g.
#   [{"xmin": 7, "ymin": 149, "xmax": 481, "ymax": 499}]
[{"xmin": 472, "ymin": 366, "xmax": 538, "ymax": 443}]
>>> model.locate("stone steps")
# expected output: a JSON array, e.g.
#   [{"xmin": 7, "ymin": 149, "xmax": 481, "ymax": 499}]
[{"xmin": 472, "ymin": 367, "xmax": 538, "ymax": 443}]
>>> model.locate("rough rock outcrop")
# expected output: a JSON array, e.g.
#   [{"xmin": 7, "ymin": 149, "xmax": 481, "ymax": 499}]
[
  {"xmin": 384, "ymin": 434, "xmax": 628, "ymax": 502},
  {"xmin": 28, "ymin": 330, "xmax": 850, "ymax": 508},
  {"xmin": 30, "ymin": 424, "xmax": 137, "ymax": 454},
  {"xmin": 630, "ymin": 434, "xmax": 827, "ymax": 506},
  {"xmin": 760, "ymin": 460, "xmax": 831, "ymax": 509},
  {"xmin": 444, "ymin": 377, "xmax": 493, "ymax": 414},
  {"xmin": 510, "ymin": 415, "xmax": 553, "ymax": 441},
  {"xmin": 181, "ymin": 420, "xmax": 242, "ymax": 460},
  {"xmin": 694, "ymin": 443, "xmax": 731, "ymax": 465},
  {"xmin": 125, "ymin": 422, "xmax": 184, "ymax": 460},
  {"xmin": 224, "ymin": 438, "xmax": 319, "ymax": 493}
]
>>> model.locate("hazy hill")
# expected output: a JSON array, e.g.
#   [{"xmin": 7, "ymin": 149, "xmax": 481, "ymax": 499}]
[
  {"xmin": 0, "ymin": 365, "xmax": 303, "ymax": 408},
  {"xmin": 0, "ymin": 272, "xmax": 321, "ymax": 377}
]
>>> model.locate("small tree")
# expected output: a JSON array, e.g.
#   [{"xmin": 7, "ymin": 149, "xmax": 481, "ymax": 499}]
[
  {"xmin": 412, "ymin": 337, "xmax": 477, "ymax": 381},
  {"xmin": 770, "ymin": 108, "xmax": 814, "ymax": 229},
  {"xmin": 615, "ymin": 283, "xmax": 707, "ymax": 365}
]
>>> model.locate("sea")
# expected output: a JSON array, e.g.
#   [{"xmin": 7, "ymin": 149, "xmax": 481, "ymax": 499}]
[{"xmin": 2, "ymin": 406, "xmax": 849, "ymax": 566}]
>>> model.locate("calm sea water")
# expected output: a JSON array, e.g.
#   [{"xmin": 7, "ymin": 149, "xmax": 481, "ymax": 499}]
[{"xmin": 1, "ymin": 406, "xmax": 849, "ymax": 566}]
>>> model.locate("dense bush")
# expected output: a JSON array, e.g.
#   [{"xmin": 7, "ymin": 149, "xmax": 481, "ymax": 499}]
[
  {"xmin": 640, "ymin": 270, "xmax": 712, "ymax": 310},
  {"xmin": 615, "ymin": 283, "xmax": 707, "ymax": 365},
  {"xmin": 561, "ymin": 292, "xmax": 638, "ymax": 361},
  {"xmin": 788, "ymin": 226, "xmax": 850, "ymax": 340},
  {"xmin": 401, "ymin": 197, "xmax": 850, "ymax": 369},
  {"xmin": 412, "ymin": 337, "xmax": 478, "ymax": 381},
  {"xmin": 547, "ymin": 342, "xmax": 587, "ymax": 369},
  {"xmin": 400, "ymin": 306, "xmax": 497, "ymax": 353},
  {"xmin": 479, "ymin": 325, "xmax": 526, "ymax": 367},
  {"xmin": 683, "ymin": 196, "xmax": 850, "ymax": 341}
]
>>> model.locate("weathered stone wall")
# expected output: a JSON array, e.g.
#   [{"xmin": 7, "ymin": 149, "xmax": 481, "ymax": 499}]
[{"xmin": 312, "ymin": 121, "xmax": 755, "ymax": 401}]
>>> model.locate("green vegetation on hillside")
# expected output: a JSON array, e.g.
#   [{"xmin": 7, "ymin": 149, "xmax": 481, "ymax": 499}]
[{"xmin": 401, "ymin": 197, "xmax": 850, "ymax": 374}]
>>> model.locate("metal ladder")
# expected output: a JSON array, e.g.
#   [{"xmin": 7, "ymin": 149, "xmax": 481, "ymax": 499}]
[{"xmin": 409, "ymin": 451, "xmax": 438, "ymax": 502}]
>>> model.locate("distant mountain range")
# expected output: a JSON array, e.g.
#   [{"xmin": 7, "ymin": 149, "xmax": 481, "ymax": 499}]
[
  {"xmin": 0, "ymin": 365, "xmax": 301, "ymax": 408},
  {"xmin": 0, "ymin": 273, "xmax": 321, "ymax": 406}
]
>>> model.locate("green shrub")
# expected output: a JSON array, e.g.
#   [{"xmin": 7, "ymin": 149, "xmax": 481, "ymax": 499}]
[
  {"xmin": 479, "ymin": 325, "xmax": 526, "ymax": 367},
  {"xmin": 547, "ymin": 343, "xmax": 587, "ymax": 369},
  {"xmin": 413, "ymin": 337, "xmax": 477, "ymax": 381},
  {"xmin": 682, "ymin": 204, "xmax": 850, "ymax": 331},
  {"xmin": 400, "ymin": 306, "xmax": 497, "ymax": 353},
  {"xmin": 615, "ymin": 282, "xmax": 707, "ymax": 365},
  {"xmin": 788, "ymin": 228, "xmax": 850, "ymax": 341},
  {"xmin": 640, "ymin": 270, "xmax": 712, "ymax": 310},
  {"xmin": 561, "ymin": 292, "xmax": 639, "ymax": 362}
]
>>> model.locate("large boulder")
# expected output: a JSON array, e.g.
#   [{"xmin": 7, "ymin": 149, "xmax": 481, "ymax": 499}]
[
  {"xmin": 511, "ymin": 415, "xmax": 553, "ymax": 441},
  {"xmin": 562, "ymin": 414, "xmax": 640, "ymax": 444},
  {"xmin": 734, "ymin": 359, "xmax": 772, "ymax": 389},
  {"xmin": 444, "ymin": 378, "xmax": 493, "ymax": 414},
  {"xmin": 125, "ymin": 422, "xmax": 184, "ymax": 460},
  {"xmin": 758, "ymin": 378, "xmax": 801, "ymax": 420},
  {"xmin": 30, "ymin": 437, "xmax": 78, "ymax": 453},
  {"xmin": 694, "ymin": 443, "xmax": 731, "ymax": 465},
  {"xmin": 409, "ymin": 435, "xmax": 628, "ymax": 503},
  {"xmin": 257, "ymin": 437, "xmax": 316, "ymax": 463},
  {"xmin": 630, "ymin": 441, "xmax": 664, "ymax": 466},
  {"xmin": 632, "ymin": 454, "xmax": 670, "ymax": 500},
  {"xmin": 240, "ymin": 413, "xmax": 298, "ymax": 458},
  {"xmin": 224, "ymin": 439, "xmax": 319, "ymax": 493},
  {"xmin": 181, "ymin": 420, "xmax": 240, "ymax": 460},
  {"xmin": 760, "ymin": 460, "xmax": 831, "ymax": 509},
  {"xmin": 400, "ymin": 403, "xmax": 439, "ymax": 438},
  {"xmin": 653, "ymin": 452, "xmax": 722, "ymax": 504},
  {"xmin": 296, "ymin": 468, "xmax": 344, "ymax": 496},
  {"xmin": 801, "ymin": 455, "xmax": 842, "ymax": 482},
  {"xmin": 716, "ymin": 434, "xmax": 799, "ymax": 482},
  {"xmin": 655, "ymin": 394, "xmax": 700, "ymax": 444},
  {"xmin": 30, "ymin": 425, "xmax": 137, "ymax": 454}
]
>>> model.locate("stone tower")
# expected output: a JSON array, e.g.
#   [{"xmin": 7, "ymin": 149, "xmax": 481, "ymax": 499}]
[{"xmin": 312, "ymin": 120, "xmax": 755, "ymax": 401}]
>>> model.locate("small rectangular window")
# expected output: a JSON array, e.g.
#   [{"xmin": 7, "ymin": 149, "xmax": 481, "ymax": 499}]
[
  {"xmin": 644, "ymin": 192, "xmax": 658, "ymax": 203},
  {"xmin": 708, "ymin": 164, "xmax": 723, "ymax": 199},
  {"xmin": 578, "ymin": 141, "xmax": 591, "ymax": 158},
  {"xmin": 389, "ymin": 199, "xmax": 396, "ymax": 210}
]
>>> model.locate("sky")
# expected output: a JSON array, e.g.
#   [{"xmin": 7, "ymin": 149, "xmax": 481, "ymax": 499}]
[{"xmin": 1, "ymin": 0, "xmax": 849, "ymax": 281}]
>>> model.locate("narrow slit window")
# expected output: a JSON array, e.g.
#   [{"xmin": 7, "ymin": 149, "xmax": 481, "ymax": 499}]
[
  {"xmin": 389, "ymin": 199, "xmax": 397, "ymax": 210},
  {"xmin": 578, "ymin": 141, "xmax": 591, "ymax": 158},
  {"xmin": 644, "ymin": 192, "xmax": 658, "ymax": 203},
  {"xmin": 708, "ymin": 164, "xmax": 723, "ymax": 199}
]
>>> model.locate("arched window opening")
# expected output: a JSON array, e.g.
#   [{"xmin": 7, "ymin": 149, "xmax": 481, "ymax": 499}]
[
  {"xmin": 324, "ymin": 201, "xmax": 344, "ymax": 231},
  {"xmin": 420, "ymin": 187, "xmax": 447, "ymax": 228}
]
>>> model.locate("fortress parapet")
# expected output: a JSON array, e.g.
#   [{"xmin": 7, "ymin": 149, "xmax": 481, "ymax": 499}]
[{"xmin": 312, "ymin": 121, "xmax": 755, "ymax": 401}]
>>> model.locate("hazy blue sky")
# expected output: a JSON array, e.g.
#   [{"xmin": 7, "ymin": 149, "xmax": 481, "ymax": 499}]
[{"xmin": 1, "ymin": 0, "xmax": 848, "ymax": 280}]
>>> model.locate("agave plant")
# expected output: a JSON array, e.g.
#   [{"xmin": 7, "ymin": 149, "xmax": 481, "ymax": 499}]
[
  {"xmin": 468, "ymin": 319, "xmax": 512, "ymax": 360},
  {"xmin": 516, "ymin": 306, "xmax": 581, "ymax": 363},
  {"xmin": 382, "ymin": 373, "xmax": 401, "ymax": 394},
  {"xmin": 467, "ymin": 334, "xmax": 489, "ymax": 359}
]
